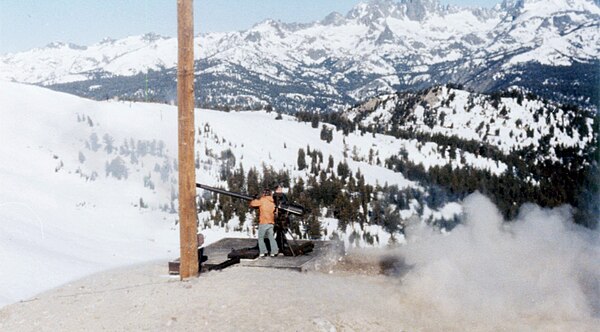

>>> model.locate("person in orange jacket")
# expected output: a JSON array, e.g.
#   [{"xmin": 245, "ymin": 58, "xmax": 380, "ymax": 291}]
[{"xmin": 249, "ymin": 188, "xmax": 279, "ymax": 257}]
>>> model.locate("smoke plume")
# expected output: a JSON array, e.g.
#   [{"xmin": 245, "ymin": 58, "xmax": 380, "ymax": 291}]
[
  {"xmin": 384, "ymin": 193, "xmax": 600, "ymax": 329},
  {"xmin": 342, "ymin": 192, "xmax": 600, "ymax": 330}
]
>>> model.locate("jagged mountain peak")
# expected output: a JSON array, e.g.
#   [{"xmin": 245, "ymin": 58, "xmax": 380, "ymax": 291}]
[
  {"xmin": 41, "ymin": 41, "xmax": 87, "ymax": 51},
  {"xmin": 248, "ymin": 18, "xmax": 312, "ymax": 37},
  {"xmin": 346, "ymin": 0, "xmax": 404, "ymax": 22},
  {"xmin": 140, "ymin": 32, "xmax": 167, "ymax": 43},
  {"xmin": 499, "ymin": 0, "xmax": 523, "ymax": 10},
  {"xmin": 345, "ymin": 0, "xmax": 491, "ymax": 24},
  {"xmin": 321, "ymin": 11, "xmax": 346, "ymax": 26},
  {"xmin": 44, "ymin": 41, "xmax": 66, "ymax": 49},
  {"xmin": 247, "ymin": 19, "xmax": 290, "ymax": 39},
  {"xmin": 98, "ymin": 37, "xmax": 116, "ymax": 45},
  {"xmin": 401, "ymin": 0, "xmax": 443, "ymax": 20},
  {"xmin": 375, "ymin": 24, "xmax": 397, "ymax": 44},
  {"xmin": 501, "ymin": 0, "xmax": 600, "ymax": 12}
]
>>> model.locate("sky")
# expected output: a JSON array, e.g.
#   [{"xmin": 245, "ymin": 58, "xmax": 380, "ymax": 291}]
[{"xmin": 0, "ymin": 0, "xmax": 498, "ymax": 54}]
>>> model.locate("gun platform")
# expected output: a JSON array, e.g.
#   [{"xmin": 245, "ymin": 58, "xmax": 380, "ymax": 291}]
[{"xmin": 169, "ymin": 238, "xmax": 344, "ymax": 274}]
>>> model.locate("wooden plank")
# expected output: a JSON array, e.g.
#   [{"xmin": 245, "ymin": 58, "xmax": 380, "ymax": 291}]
[
  {"xmin": 168, "ymin": 259, "xmax": 181, "ymax": 275},
  {"xmin": 168, "ymin": 238, "xmax": 344, "ymax": 274},
  {"xmin": 205, "ymin": 257, "xmax": 241, "ymax": 271}
]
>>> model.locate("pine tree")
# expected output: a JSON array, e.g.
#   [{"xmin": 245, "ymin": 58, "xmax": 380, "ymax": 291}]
[
  {"xmin": 311, "ymin": 114, "xmax": 319, "ymax": 128},
  {"xmin": 306, "ymin": 214, "xmax": 321, "ymax": 239},
  {"xmin": 293, "ymin": 177, "xmax": 305, "ymax": 194},
  {"xmin": 333, "ymin": 193, "xmax": 353, "ymax": 229},
  {"xmin": 337, "ymin": 161, "xmax": 350, "ymax": 182},
  {"xmin": 247, "ymin": 167, "xmax": 260, "ymax": 195},
  {"xmin": 320, "ymin": 125, "xmax": 333, "ymax": 143},
  {"xmin": 219, "ymin": 193, "xmax": 233, "ymax": 222},
  {"xmin": 297, "ymin": 148, "xmax": 307, "ymax": 170}
]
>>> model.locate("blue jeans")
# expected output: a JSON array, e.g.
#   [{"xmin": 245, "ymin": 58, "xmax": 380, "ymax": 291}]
[{"xmin": 258, "ymin": 224, "xmax": 278, "ymax": 255}]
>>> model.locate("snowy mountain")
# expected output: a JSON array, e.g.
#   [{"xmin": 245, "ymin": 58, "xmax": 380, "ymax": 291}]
[
  {"xmin": 344, "ymin": 85, "xmax": 595, "ymax": 156},
  {"xmin": 1, "ymin": 0, "xmax": 598, "ymax": 112},
  {"xmin": 329, "ymin": 83, "xmax": 598, "ymax": 223}
]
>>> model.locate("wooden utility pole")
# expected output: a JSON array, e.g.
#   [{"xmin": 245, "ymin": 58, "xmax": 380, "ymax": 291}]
[{"xmin": 177, "ymin": 0, "xmax": 198, "ymax": 279}]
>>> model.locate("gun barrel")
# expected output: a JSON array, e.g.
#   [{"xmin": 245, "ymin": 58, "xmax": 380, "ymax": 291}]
[
  {"xmin": 196, "ymin": 183, "xmax": 305, "ymax": 217},
  {"xmin": 278, "ymin": 203, "xmax": 304, "ymax": 216},
  {"xmin": 196, "ymin": 183, "xmax": 254, "ymax": 201}
]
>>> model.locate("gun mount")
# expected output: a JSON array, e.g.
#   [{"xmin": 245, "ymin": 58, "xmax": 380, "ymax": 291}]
[
  {"xmin": 168, "ymin": 184, "xmax": 341, "ymax": 274},
  {"xmin": 196, "ymin": 182, "xmax": 310, "ymax": 258}
]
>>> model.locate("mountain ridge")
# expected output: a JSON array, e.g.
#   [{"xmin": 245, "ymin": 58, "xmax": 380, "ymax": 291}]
[{"xmin": 1, "ymin": 0, "xmax": 598, "ymax": 111}]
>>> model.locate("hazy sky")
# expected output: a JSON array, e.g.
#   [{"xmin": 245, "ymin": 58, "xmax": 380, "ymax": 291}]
[{"xmin": 0, "ymin": 0, "xmax": 499, "ymax": 54}]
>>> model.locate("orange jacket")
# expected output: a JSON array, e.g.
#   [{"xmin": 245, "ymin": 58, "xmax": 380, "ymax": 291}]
[{"xmin": 249, "ymin": 195, "xmax": 276, "ymax": 224}]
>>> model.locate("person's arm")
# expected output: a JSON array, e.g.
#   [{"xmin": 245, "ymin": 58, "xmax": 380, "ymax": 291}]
[{"xmin": 249, "ymin": 198, "xmax": 261, "ymax": 208}]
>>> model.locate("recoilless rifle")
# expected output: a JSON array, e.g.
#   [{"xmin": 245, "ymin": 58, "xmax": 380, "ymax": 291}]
[
  {"xmin": 195, "ymin": 183, "xmax": 305, "ymax": 216},
  {"xmin": 196, "ymin": 183, "xmax": 313, "ymax": 257}
]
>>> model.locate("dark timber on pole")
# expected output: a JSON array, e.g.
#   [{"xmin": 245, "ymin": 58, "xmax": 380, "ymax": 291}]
[{"xmin": 177, "ymin": 0, "xmax": 198, "ymax": 280}]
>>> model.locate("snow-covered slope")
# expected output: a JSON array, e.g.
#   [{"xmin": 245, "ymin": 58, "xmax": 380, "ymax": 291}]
[
  {"xmin": 1, "ymin": 0, "xmax": 598, "ymax": 111},
  {"xmin": 338, "ymin": 83, "xmax": 598, "ymax": 228},
  {"xmin": 0, "ymin": 82, "xmax": 179, "ymax": 307},
  {"xmin": 0, "ymin": 82, "xmax": 463, "ymax": 308},
  {"xmin": 345, "ymin": 85, "xmax": 595, "ymax": 156}
]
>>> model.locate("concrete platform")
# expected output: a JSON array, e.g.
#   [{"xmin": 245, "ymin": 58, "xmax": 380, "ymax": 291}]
[{"xmin": 204, "ymin": 238, "xmax": 344, "ymax": 272}]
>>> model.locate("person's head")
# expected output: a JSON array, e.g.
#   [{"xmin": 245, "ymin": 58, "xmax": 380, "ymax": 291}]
[
  {"xmin": 262, "ymin": 189, "xmax": 272, "ymax": 196},
  {"xmin": 275, "ymin": 183, "xmax": 283, "ymax": 193}
]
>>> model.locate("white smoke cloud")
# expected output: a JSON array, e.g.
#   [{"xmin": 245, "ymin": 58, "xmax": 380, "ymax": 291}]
[{"xmin": 339, "ymin": 192, "xmax": 600, "ymax": 330}]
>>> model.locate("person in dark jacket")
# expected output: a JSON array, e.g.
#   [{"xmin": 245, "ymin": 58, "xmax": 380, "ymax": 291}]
[
  {"xmin": 273, "ymin": 184, "xmax": 290, "ymax": 251},
  {"xmin": 197, "ymin": 233, "xmax": 208, "ymax": 271}
]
